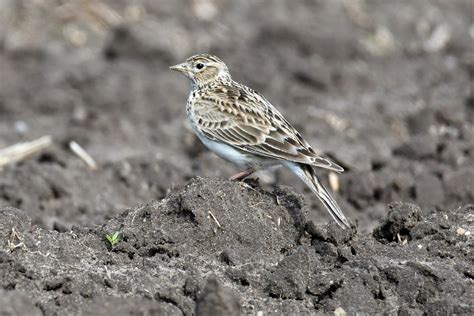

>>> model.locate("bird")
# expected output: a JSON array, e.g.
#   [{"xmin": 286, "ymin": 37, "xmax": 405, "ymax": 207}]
[{"xmin": 170, "ymin": 54, "xmax": 351, "ymax": 229}]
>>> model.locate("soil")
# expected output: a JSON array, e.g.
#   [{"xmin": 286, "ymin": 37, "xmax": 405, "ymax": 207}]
[{"xmin": 0, "ymin": 0, "xmax": 473, "ymax": 315}]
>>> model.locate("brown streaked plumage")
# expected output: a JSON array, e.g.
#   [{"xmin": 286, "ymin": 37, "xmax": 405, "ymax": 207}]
[{"xmin": 170, "ymin": 54, "xmax": 351, "ymax": 228}]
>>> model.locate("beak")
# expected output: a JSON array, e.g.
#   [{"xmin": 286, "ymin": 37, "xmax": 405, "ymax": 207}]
[{"xmin": 169, "ymin": 62, "xmax": 188, "ymax": 73}]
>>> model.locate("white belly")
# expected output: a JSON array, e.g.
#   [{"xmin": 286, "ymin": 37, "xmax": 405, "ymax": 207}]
[{"xmin": 195, "ymin": 130, "xmax": 249, "ymax": 168}]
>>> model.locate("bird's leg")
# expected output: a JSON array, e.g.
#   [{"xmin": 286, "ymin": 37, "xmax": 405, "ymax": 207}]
[{"xmin": 229, "ymin": 168, "xmax": 254, "ymax": 181}]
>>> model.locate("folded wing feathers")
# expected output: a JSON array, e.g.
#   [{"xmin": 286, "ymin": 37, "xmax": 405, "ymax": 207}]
[{"xmin": 195, "ymin": 84, "xmax": 344, "ymax": 173}]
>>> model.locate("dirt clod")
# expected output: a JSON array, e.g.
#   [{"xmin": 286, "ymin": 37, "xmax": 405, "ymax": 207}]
[{"xmin": 0, "ymin": 0, "xmax": 472, "ymax": 314}]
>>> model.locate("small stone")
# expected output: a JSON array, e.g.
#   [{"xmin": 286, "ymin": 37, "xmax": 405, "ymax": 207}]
[
  {"xmin": 334, "ymin": 306, "xmax": 347, "ymax": 316},
  {"xmin": 456, "ymin": 227, "xmax": 466, "ymax": 235},
  {"xmin": 14, "ymin": 121, "xmax": 29, "ymax": 135}
]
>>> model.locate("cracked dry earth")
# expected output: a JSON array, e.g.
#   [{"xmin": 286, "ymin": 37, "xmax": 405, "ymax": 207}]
[{"xmin": 0, "ymin": 178, "xmax": 473, "ymax": 315}]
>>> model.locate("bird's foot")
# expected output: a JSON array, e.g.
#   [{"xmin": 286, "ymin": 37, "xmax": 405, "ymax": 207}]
[{"xmin": 229, "ymin": 169, "xmax": 254, "ymax": 181}]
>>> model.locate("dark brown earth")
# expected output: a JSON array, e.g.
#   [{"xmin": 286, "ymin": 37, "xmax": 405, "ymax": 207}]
[{"xmin": 0, "ymin": 0, "xmax": 473, "ymax": 314}]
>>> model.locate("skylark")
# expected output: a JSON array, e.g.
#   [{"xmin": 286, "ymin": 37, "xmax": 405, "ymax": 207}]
[{"xmin": 170, "ymin": 54, "xmax": 351, "ymax": 229}]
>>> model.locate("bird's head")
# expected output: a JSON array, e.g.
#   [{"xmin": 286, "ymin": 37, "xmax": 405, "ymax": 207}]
[{"xmin": 170, "ymin": 54, "xmax": 231, "ymax": 88}]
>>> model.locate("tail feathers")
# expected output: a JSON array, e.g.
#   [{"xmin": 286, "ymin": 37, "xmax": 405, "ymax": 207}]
[
  {"xmin": 311, "ymin": 173, "xmax": 351, "ymax": 229},
  {"xmin": 288, "ymin": 163, "xmax": 351, "ymax": 229}
]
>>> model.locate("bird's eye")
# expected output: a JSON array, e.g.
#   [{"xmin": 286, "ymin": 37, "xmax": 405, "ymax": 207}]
[{"xmin": 196, "ymin": 63, "xmax": 204, "ymax": 70}]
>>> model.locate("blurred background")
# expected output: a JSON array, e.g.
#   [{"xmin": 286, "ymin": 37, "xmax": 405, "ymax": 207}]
[{"xmin": 0, "ymin": 0, "xmax": 472, "ymax": 232}]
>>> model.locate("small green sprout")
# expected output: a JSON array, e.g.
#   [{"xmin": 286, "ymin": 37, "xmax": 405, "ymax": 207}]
[{"xmin": 105, "ymin": 232, "xmax": 120, "ymax": 247}]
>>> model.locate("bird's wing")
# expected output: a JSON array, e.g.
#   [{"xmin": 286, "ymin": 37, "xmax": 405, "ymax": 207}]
[{"xmin": 192, "ymin": 83, "xmax": 344, "ymax": 173}]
